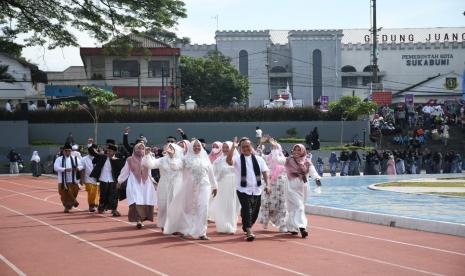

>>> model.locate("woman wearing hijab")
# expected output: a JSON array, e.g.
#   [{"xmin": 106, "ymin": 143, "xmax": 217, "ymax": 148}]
[
  {"xmin": 284, "ymin": 144, "xmax": 321, "ymax": 238},
  {"xmin": 386, "ymin": 155, "xmax": 397, "ymax": 175},
  {"xmin": 177, "ymin": 140, "xmax": 191, "ymax": 155},
  {"xmin": 31, "ymin": 151, "xmax": 41, "ymax": 177},
  {"xmin": 210, "ymin": 141, "xmax": 240, "ymax": 234},
  {"xmin": 118, "ymin": 143, "xmax": 157, "ymax": 229},
  {"xmin": 258, "ymin": 139, "xmax": 288, "ymax": 232},
  {"xmin": 208, "ymin": 141, "xmax": 223, "ymax": 163},
  {"xmin": 182, "ymin": 140, "xmax": 218, "ymax": 240},
  {"xmin": 143, "ymin": 143, "xmax": 184, "ymax": 231}
]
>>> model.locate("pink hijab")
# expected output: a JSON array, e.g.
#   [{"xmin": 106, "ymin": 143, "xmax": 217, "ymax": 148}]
[
  {"xmin": 208, "ymin": 141, "xmax": 223, "ymax": 163},
  {"xmin": 285, "ymin": 144, "xmax": 310, "ymax": 181},
  {"xmin": 126, "ymin": 143, "xmax": 149, "ymax": 184},
  {"xmin": 177, "ymin": 140, "xmax": 191, "ymax": 155},
  {"xmin": 268, "ymin": 144, "xmax": 286, "ymax": 182}
]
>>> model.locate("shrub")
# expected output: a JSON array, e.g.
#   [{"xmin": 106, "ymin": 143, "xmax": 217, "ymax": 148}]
[
  {"xmin": 0, "ymin": 107, "xmax": 350, "ymax": 123},
  {"xmin": 285, "ymin": 128, "xmax": 298, "ymax": 137}
]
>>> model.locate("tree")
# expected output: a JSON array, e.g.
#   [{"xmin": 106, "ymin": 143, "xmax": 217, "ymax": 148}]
[
  {"xmin": 145, "ymin": 28, "xmax": 191, "ymax": 46},
  {"xmin": 1, "ymin": 0, "xmax": 186, "ymax": 53},
  {"xmin": 328, "ymin": 96, "xmax": 377, "ymax": 145},
  {"xmin": 81, "ymin": 86, "xmax": 117, "ymax": 144},
  {"xmin": 180, "ymin": 52, "xmax": 249, "ymax": 107},
  {"xmin": 0, "ymin": 65, "xmax": 15, "ymax": 82},
  {"xmin": 328, "ymin": 96, "xmax": 377, "ymax": 119}
]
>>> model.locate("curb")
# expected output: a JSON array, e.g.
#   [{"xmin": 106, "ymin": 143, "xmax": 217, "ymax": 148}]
[
  {"xmin": 305, "ymin": 204, "xmax": 465, "ymax": 237},
  {"xmin": 368, "ymin": 183, "xmax": 465, "ymax": 198}
]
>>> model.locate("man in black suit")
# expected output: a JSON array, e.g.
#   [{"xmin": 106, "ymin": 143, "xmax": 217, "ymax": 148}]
[{"xmin": 89, "ymin": 144, "xmax": 125, "ymax": 216}]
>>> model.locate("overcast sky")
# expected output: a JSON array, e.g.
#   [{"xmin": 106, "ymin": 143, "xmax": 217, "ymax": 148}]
[{"xmin": 20, "ymin": 0, "xmax": 465, "ymax": 71}]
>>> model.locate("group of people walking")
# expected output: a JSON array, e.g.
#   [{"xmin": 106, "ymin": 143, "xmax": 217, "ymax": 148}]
[{"xmin": 52, "ymin": 129, "xmax": 321, "ymax": 242}]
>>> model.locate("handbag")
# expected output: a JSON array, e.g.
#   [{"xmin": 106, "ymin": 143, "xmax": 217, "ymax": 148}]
[{"xmin": 118, "ymin": 181, "xmax": 127, "ymax": 201}]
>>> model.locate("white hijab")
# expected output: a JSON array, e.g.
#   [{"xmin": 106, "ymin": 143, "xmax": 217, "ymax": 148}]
[
  {"xmin": 30, "ymin": 151, "xmax": 40, "ymax": 162},
  {"xmin": 184, "ymin": 140, "xmax": 211, "ymax": 169}
]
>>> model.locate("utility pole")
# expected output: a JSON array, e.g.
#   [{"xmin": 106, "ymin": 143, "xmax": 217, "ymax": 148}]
[
  {"xmin": 372, "ymin": 0, "xmax": 379, "ymax": 84},
  {"xmin": 138, "ymin": 74, "xmax": 142, "ymax": 110},
  {"xmin": 266, "ymin": 48, "xmax": 271, "ymax": 101}
]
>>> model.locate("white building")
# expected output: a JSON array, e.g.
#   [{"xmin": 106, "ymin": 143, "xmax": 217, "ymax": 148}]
[
  {"xmin": 0, "ymin": 53, "xmax": 47, "ymax": 110},
  {"xmin": 181, "ymin": 27, "xmax": 465, "ymax": 107}
]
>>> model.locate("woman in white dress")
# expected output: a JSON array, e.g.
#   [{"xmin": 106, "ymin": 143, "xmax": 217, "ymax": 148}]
[
  {"xmin": 117, "ymin": 143, "xmax": 157, "ymax": 229},
  {"xmin": 210, "ymin": 141, "xmax": 240, "ymax": 234},
  {"xmin": 284, "ymin": 143, "xmax": 321, "ymax": 238},
  {"xmin": 177, "ymin": 140, "xmax": 190, "ymax": 155},
  {"xmin": 258, "ymin": 140, "xmax": 288, "ymax": 232},
  {"xmin": 143, "ymin": 143, "xmax": 183, "ymax": 231},
  {"xmin": 183, "ymin": 140, "xmax": 218, "ymax": 239},
  {"xmin": 208, "ymin": 141, "xmax": 223, "ymax": 163}
]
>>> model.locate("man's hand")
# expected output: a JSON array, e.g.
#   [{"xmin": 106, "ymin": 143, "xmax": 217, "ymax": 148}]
[
  {"xmin": 212, "ymin": 188, "xmax": 218, "ymax": 197},
  {"xmin": 232, "ymin": 136, "xmax": 238, "ymax": 148},
  {"xmin": 124, "ymin": 127, "xmax": 130, "ymax": 134},
  {"xmin": 116, "ymin": 182, "xmax": 121, "ymax": 189},
  {"xmin": 265, "ymin": 185, "xmax": 271, "ymax": 195},
  {"xmin": 176, "ymin": 128, "xmax": 184, "ymax": 134},
  {"xmin": 65, "ymin": 168, "xmax": 73, "ymax": 172}
]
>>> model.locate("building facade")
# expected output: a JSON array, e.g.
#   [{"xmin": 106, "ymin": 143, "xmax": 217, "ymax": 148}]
[{"xmin": 181, "ymin": 27, "xmax": 465, "ymax": 107}]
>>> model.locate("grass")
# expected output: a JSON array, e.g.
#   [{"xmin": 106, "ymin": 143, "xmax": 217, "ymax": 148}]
[
  {"xmin": 276, "ymin": 137, "xmax": 305, "ymax": 143},
  {"xmin": 377, "ymin": 182, "xmax": 465, "ymax": 187}
]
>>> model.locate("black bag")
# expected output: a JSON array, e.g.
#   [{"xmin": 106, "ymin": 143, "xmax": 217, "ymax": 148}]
[{"xmin": 118, "ymin": 181, "xmax": 127, "ymax": 201}]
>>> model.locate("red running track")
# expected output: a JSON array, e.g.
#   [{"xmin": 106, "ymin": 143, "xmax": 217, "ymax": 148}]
[{"xmin": 0, "ymin": 175, "xmax": 464, "ymax": 276}]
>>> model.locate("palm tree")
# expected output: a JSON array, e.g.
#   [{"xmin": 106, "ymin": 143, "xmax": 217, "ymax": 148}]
[{"xmin": 0, "ymin": 65, "xmax": 15, "ymax": 82}]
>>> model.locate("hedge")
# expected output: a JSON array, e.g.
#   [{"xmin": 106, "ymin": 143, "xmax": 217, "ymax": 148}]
[{"xmin": 0, "ymin": 107, "xmax": 354, "ymax": 123}]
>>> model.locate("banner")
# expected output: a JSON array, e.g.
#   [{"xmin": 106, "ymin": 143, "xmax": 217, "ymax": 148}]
[
  {"xmin": 404, "ymin": 94, "xmax": 414, "ymax": 105},
  {"xmin": 372, "ymin": 91, "xmax": 392, "ymax": 105},
  {"xmin": 159, "ymin": 90, "xmax": 168, "ymax": 110},
  {"xmin": 319, "ymin": 96, "xmax": 329, "ymax": 111}
]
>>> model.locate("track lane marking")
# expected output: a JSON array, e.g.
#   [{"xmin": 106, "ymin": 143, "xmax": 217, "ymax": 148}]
[
  {"xmin": 0, "ymin": 204, "xmax": 168, "ymax": 276},
  {"xmin": 0, "ymin": 254, "xmax": 27, "ymax": 276}
]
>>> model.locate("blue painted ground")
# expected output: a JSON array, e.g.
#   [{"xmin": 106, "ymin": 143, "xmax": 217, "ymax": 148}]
[{"xmin": 307, "ymin": 173, "xmax": 465, "ymax": 225}]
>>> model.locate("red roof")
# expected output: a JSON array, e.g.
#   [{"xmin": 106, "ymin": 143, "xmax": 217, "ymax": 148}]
[{"xmin": 80, "ymin": 47, "xmax": 180, "ymax": 57}]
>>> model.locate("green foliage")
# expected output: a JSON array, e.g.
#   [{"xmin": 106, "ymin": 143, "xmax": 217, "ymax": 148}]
[
  {"xmin": 81, "ymin": 86, "xmax": 117, "ymax": 109},
  {"xmin": 145, "ymin": 28, "xmax": 190, "ymax": 46},
  {"xmin": 0, "ymin": 65, "xmax": 14, "ymax": 82},
  {"xmin": 328, "ymin": 96, "xmax": 377, "ymax": 119},
  {"xmin": 1, "ymin": 0, "xmax": 186, "ymax": 52},
  {"xmin": 180, "ymin": 52, "xmax": 249, "ymax": 107},
  {"xmin": 60, "ymin": 100, "xmax": 80, "ymax": 110},
  {"xmin": 286, "ymin": 128, "xmax": 298, "ymax": 137},
  {"xmin": 30, "ymin": 140, "xmax": 59, "ymax": 146},
  {"xmin": 321, "ymin": 146, "xmax": 374, "ymax": 151},
  {"xmin": 0, "ymin": 107, "xmax": 348, "ymax": 123}
]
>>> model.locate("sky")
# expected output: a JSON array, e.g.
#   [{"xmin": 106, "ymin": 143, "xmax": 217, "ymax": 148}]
[{"xmin": 20, "ymin": 0, "xmax": 465, "ymax": 71}]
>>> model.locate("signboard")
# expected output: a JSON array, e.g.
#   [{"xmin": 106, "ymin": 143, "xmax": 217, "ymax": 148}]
[
  {"xmin": 405, "ymin": 94, "xmax": 414, "ymax": 105},
  {"xmin": 319, "ymin": 96, "xmax": 329, "ymax": 111},
  {"xmin": 372, "ymin": 91, "xmax": 392, "ymax": 105},
  {"xmin": 159, "ymin": 90, "xmax": 168, "ymax": 110}
]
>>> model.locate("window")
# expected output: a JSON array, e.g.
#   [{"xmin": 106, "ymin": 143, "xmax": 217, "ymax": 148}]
[
  {"xmin": 148, "ymin": 60, "xmax": 170, "ymax": 78},
  {"xmin": 341, "ymin": 65, "xmax": 357, "ymax": 88},
  {"xmin": 312, "ymin": 49, "xmax": 322, "ymax": 103},
  {"xmin": 113, "ymin": 60, "xmax": 140, "ymax": 77},
  {"xmin": 239, "ymin": 50, "xmax": 248, "ymax": 77},
  {"xmin": 362, "ymin": 65, "xmax": 379, "ymax": 86},
  {"xmin": 270, "ymin": 66, "xmax": 286, "ymax": 73}
]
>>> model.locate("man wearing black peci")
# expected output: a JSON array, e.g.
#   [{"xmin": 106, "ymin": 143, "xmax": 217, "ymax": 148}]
[{"xmin": 89, "ymin": 143, "xmax": 125, "ymax": 216}]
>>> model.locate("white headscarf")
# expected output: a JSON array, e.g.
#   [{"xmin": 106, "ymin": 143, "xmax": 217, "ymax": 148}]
[
  {"xmin": 30, "ymin": 151, "xmax": 40, "ymax": 162},
  {"xmin": 184, "ymin": 140, "xmax": 210, "ymax": 169}
]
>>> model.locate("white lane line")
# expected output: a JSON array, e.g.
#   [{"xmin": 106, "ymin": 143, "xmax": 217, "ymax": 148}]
[
  {"xmin": 0, "ymin": 190, "xmax": 53, "ymax": 200},
  {"xmin": 0, "ymin": 254, "xmax": 27, "ymax": 276},
  {"xmin": 0, "ymin": 204, "xmax": 168, "ymax": 276},
  {"xmin": 0, "ymin": 179, "xmax": 55, "ymax": 191},
  {"xmin": 310, "ymin": 225, "xmax": 465, "ymax": 257},
  {"xmin": 43, "ymin": 194, "xmax": 59, "ymax": 202},
  {"xmin": 0, "ymin": 186, "xmax": 309, "ymax": 275},
  {"xmin": 5, "ymin": 179, "xmax": 465, "ymax": 258},
  {"xmin": 260, "ymin": 233, "xmax": 444, "ymax": 276}
]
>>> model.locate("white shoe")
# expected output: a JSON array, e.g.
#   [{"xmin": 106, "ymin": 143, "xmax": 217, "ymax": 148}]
[{"xmin": 314, "ymin": 186, "xmax": 322, "ymax": 194}]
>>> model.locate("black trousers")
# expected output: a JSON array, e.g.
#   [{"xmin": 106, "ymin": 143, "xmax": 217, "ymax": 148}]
[
  {"xmin": 237, "ymin": 191, "xmax": 261, "ymax": 230},
  {"xmin": 98, "ymin": 182, "xmax": 118, "ymax": 211}
]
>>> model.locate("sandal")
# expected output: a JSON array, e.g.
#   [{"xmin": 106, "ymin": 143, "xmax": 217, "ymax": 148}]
[
  {"xmin": 199, "ymin": 235, "xmax": 210, "ymax": 240},
  {"xmin": 300, "ymin": 228, "xmax": 308, "ymax": 238}
]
